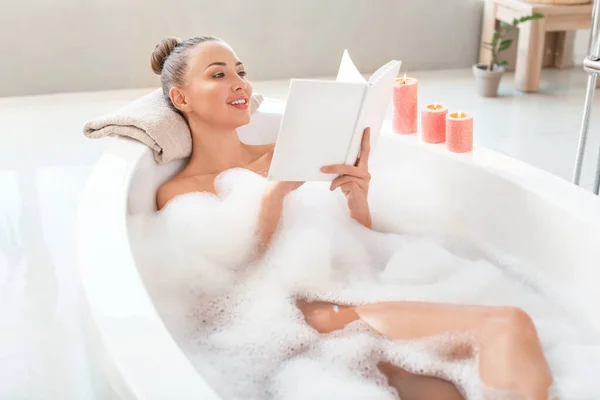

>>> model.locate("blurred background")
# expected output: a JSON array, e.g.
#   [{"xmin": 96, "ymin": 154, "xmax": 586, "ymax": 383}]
[{"xmin": 0, "ymin": 0, "xmax": 593, "ymax": 97}]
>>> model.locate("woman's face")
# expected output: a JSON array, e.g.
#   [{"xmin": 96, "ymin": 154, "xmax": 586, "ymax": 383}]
[{"xmin": 172, "ymin": 41, "xmax": 253, "ymax": 129}]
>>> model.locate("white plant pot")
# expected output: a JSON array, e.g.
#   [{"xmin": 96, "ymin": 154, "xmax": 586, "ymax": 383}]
[{"xmin": 472, "ymin": 64, "xmax": 505, "ymax": 97}]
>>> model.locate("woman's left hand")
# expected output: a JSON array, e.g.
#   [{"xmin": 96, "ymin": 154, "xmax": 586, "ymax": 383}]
[{"xmin": 320, "ymin": 127, "xmax": 373, "ymax": 228}]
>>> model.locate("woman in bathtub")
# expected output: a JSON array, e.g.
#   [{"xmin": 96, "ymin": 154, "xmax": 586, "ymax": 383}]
[{"xmin": 152, "ymin": 36, "xmax": 553, "ymax": 399}]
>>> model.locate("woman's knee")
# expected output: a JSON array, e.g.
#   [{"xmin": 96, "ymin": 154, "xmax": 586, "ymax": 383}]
[
  {"xmin": 498, "ymin": 306, "xmax": 535, "ymax": 328},
  {"xmin": 478, "ymin": 307, "xmax": 553, "ymax": 396},
  {"xmin": 482, "ymin": 306, "xmax": 537, "ymax": 339}
]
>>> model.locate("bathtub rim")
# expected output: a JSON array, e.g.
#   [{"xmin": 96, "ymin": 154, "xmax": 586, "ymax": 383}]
[
  {"xmin": 378, "ymin": 121, "xmax": 600, "ymax": 229},
  {"xmin": 77, "ymin": 100, "xmax": 600, "ymax": 400},
  {"xmin": 76, "ymin": 99, "xmax": 291, "ymax": 400},
  {"xmin": 77, "ymin": 137, "xmax": 222, "ymax": 400}
]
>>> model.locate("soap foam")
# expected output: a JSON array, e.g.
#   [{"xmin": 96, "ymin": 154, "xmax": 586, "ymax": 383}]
[{"xmin": 129, "ymin": 168, "xmax": 600, "ymax": 400}]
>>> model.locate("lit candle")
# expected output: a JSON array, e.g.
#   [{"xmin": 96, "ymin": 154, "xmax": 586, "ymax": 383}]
[
  {"xmin": 392, "ymin": 74, "xmax": 418, "ymax": 134},
  {"xmin": 421, "ymin": 103, "xmax": 448, "ymax": 144},
  {"xmin": 446, "ymin": 111, "xmax": 473, "ymax": 153}
]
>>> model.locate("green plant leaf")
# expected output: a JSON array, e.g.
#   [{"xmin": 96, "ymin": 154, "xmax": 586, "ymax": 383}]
[
  {"xmin": 499, "ymin": 39, "xmax": 513, "ymax": 51},
  {"xmin": 492, "ymin": 31, "xmax": 502, "ymax": 46},
  {"xmin": 500, "ymin": 22, "xmax": 512, "ymax": 30},
  {"xmin": 498, "ymin": 60, "xmax": 508, "ymax": 66},
  {"xmin": 513, "ymin": 13, "xmax": 545, "ymax": 26},
  {"xmin": 518, "ymin": 13, "xmax": 544, "ymax": 24}
]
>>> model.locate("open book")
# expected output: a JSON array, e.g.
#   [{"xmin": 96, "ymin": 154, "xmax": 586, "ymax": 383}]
[{"xmin": 267, "ymin": 50, "xmax": 402, "ymax": 182}]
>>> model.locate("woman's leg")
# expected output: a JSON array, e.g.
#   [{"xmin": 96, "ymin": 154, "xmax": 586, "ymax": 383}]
[
  {"xmin": 377, "ymin": 361, "xmax": 465, "ymax": 400},
  {"xmin": 356, "ymin": 302, "xmax": 552, "ymax": 399},
  {"xmin": 297, "ymin": 300, "xmax": 465, "ymax": 399},
  {"xmin": 297, "ymin": 300, "xmax": 553, "ymax": 399}
]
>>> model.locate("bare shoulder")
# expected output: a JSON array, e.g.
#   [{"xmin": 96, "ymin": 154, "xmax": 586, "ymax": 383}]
[
  {"xmin": 247, "ymin": 144, "xmax": 275, "ymax": 176},
  {"xmin": 156, "ymin": 175, "xmax": 215, "ymax": 210},
  {"xmin": 249, "ymin": 143, "xmax": 275, "ymax": 157},
  {"xmin": 156, "ymin": 144, "xmax": 274, "ymax": 210}
]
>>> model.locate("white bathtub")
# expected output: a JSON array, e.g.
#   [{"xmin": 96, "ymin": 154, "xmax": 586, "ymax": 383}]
[{"xmin": 77, "ymin": 98, "xmax": 600, "ymax": 399}]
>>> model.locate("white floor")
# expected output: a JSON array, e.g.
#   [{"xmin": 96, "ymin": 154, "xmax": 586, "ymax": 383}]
[{"xmin": 0, "ymin": 66, "xmax": 599, "ymax": 399}]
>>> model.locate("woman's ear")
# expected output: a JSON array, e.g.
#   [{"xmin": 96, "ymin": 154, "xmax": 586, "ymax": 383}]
[{"xmin": 169, "ymin": 87, "xmax": 192, "ymax": 113}]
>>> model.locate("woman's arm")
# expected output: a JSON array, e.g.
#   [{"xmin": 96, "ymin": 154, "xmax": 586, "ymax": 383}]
[
  {"xmin": 322, "ymin": 127, "xmax": 373, "ymax": 229},
  {"xmin": 346, "ymin": 192, "xmax": 372, "ymax": 229},
  {"xmin": 257, "ymin": 181, "xmax": 303, "ymax": 252},
  {"xmin": 156, "ymin": 174, "xmax": 299, "ymax": 252}
]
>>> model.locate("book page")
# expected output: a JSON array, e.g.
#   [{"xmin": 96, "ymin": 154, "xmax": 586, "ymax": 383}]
[
  {"xmin": 336, "ymin": 49, "xmax": 367, "ymax": 84},
  {"xmin": 268, "ymin": 79, "xmax": 366, "ymax": 182},
  {"xmin": 344, "ymin": 60, "xmax": 402, "ymax": 165},
  {"xmin": 368, "ymin": 59, "xmax": 403, "ymax": 85}
]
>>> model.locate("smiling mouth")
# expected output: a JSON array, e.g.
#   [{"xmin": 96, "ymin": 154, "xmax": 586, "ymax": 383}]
[{"xmin": 227, "ymin": 99, "xmax": 247, "ymax": 105}]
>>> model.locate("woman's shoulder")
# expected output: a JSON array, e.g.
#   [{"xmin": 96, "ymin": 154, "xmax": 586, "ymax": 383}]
[
  {"xmin": 156, "ymin": 144, "xmax": 275, "ymax": 210},
  {"xmin": 247, "ymin": 144, "xmax": 275, "ymax": 177},
  {"xmin": 248, "ymin": 143, "xmax": 275, "ymax": 156},
  {"xmin": 156, "ymin": 174, "xmax": 215, "ymax": 210}
]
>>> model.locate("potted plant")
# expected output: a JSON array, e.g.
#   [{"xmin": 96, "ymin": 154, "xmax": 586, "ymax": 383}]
[{"xmin": 474, "ymin": 13, "xmax": 545, "ymax": 97}]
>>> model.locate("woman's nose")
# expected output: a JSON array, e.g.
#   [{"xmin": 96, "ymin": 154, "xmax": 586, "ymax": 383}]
[{"xmin": 232, "ymin": 75, "xmax": 247, "ymax": 91}]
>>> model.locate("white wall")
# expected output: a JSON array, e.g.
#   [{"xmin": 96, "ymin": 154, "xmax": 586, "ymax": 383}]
[
  {"xmin": 0, "ymin": 0, "xmax": 485, "ymax": 97},
  {"xmin": 575, "ymin": 29, "xmax": 592, "ymax": 64}
]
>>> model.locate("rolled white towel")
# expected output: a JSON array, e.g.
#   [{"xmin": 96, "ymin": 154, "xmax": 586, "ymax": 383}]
[{"xmin": 83, "ymin": 88, "xmax": 263, "ymax": 164}]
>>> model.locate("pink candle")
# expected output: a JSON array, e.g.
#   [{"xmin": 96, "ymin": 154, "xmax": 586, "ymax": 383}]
[
  {"xmin": 392, "ymin": 76, "xmax": 418, "ymax": 134},
  {"xmin": 421, "ymin": 103, "xmax": 448, "ymax": 143},
  {"xmin": 446, "ymin": 111, "xmax": 473, "ymax": 153}
]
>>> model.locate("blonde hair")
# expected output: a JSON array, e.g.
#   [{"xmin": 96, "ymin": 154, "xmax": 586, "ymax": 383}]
[{"xmin": 150, "ymin": 35, "xmax": 220, "ymax": 114}]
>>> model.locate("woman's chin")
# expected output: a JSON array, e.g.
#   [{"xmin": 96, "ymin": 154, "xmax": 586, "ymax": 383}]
[
  {"xmin": 232, "ymin": 111, "xmax": 252, "ymax": 127},
  {"xmin": 210, "ymin": 109, "xmax": 251, "ymax": 130}
]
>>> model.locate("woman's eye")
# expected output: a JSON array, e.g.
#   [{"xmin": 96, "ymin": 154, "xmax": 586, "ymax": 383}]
[{"xmin": 212, "ymin": 71, "xmax": 246, "ymax": 79}]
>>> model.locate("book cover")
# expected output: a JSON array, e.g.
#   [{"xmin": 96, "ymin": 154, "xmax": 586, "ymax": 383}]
[{"xmin": 268, "ymin": 50, "xmax": 401, "ymax": 182}]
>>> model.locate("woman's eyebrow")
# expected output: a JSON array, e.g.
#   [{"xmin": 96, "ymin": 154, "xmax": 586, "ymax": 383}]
[{"xmin": 205, "ymin": 61, "xmax": 243, "ymax": 69}]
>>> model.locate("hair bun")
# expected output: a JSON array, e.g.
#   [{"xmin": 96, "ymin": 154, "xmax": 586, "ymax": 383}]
[{"xmin": 151, "ymin": 37, "xmax": 182, "ymax": 75}]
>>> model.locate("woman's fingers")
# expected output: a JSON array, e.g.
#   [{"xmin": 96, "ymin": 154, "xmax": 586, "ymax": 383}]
[
  {"xmin": 340, "ymin": 182, "xmax": 361, "ymax": 196},
  {"xmin": 330, "ymin": 175, "xmax": 368, "ymax": 192},
  {"xmin": 356, "ymin": 127, "xmax": 371, "ymax": 168},
  {"xmin": 321, "ymin": 164, "xmax": 371, "ymax": 180},
  {"xmin": 322, "ymin": 127, "xmax": 371, "ymax": 175},
  {"xmin": 323, "ymin": 128, "xmax": 371, "ymax": 196}
]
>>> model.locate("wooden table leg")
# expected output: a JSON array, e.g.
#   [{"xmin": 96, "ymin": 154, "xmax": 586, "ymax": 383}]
[
  {"xmin": 555, "ymin": 31, "xmax": 575, "ymax": 69},
  {"xmin": 479, "ymin": 0, "xmax": 497, "ymax": 67},
  {"xmin": 515, "ymin": 18, "xmax": 547, "ymax": 92}
]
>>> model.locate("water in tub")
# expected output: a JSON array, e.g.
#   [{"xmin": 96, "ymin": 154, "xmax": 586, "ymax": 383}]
[{"xmin": 128, "ymin": 162, "xmax": 600, "ymax": 399}]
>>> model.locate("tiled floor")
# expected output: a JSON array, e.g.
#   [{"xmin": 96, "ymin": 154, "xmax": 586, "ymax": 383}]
[{"xmin": 0, "ymin": 66, "xmax": 599, "ymax": 399}]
